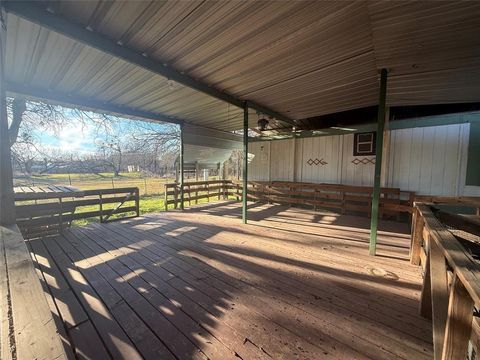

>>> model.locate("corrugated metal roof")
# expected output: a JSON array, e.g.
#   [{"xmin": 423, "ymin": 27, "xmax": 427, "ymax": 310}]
[{"xmin": 4, "ymin": 1, "xmax": 480, "ymax": 131}]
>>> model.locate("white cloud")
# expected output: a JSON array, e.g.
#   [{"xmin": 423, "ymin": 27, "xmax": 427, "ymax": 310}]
[{"xmin": 43, "ymin": 123, "xmax": 96, "ymax": 154}]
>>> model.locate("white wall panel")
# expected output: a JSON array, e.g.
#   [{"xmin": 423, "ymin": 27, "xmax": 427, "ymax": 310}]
[
  {"xmin": 270, "ymin": 139, "xmax": 295, "ymax": 181},
  {"xmin": 388, "ymin": 124, "xmax": 468, "ymax": 196},
  {"xmin": 299, "ymin": 136, "xmax": 342, "ymax": 183},
  {"xmin": 294, "ymin": 138, "xmax": 303, "ymax": 181},
  {"xmin": 248, "ymin": 141, "xmax": 270, "ymax": 181},
  {"xmin": 341, "ymin": 134, "xmax": 375, "ymax": 186},
  {"xmin": 248, "ymin": 123, "xmax": 478, "ymax": 196}
]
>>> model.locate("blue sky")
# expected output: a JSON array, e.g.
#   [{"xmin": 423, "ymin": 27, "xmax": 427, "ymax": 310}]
[
  {"xmin": 30, "ymin": 107, "xmax": 177, "ymax": 154},
  {"xmin": 38, "ymin": 123, "xmax": 97, "ymax": 153}
]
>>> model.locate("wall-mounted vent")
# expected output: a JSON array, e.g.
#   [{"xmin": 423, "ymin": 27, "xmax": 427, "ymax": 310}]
[{"xmin": 353, "ymin": 132, "xmax": 376, "ymax": 156}]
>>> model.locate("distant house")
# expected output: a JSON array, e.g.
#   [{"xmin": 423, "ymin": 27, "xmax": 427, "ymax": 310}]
[{"xmin": 126, "ymin": 165, "xmax": 140, "ymax": 173}]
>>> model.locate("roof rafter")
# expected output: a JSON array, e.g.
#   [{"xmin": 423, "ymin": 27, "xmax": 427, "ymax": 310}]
[
  {"xmin": 6, "ymin": 81, "xmax": 184, "ymax": 125},
  {"xmin": 4, "ymin": 1, "xmax": 296, "ymax": 127}
]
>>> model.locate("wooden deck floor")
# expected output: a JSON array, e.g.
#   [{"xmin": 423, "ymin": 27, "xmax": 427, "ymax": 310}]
[{"xmin": 27, "ymin": 201, "xmax": 433, "ymax": 360}]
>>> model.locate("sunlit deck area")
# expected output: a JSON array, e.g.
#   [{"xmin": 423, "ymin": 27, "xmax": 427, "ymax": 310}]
[{"xmin": 28, "ymin": 201, "xmax": 433, "ymax": 359}]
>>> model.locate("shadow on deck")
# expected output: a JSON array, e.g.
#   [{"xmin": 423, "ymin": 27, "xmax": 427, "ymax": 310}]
[{"xmin": 27, "ymin": 201, "xmax": 433, "ymax": 360}]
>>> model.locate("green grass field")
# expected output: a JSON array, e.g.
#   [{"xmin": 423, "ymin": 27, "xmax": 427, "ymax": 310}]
[
  {"xmin": 73, "ymin": 194, "xmax": 228, "ymax": 226},
  {"xmin": 15, "ymin": 172, "xmax": 175, "ymax": 195}
]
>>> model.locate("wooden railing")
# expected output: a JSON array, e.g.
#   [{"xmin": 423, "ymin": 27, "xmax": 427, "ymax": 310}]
[
  {"xmin": 164, "ymin": 180, "xmax": 230, "ymax": 210},
  {"xmin": 15, "ymin": 187, "xmax": 140, "ymax": 238},
  {"xmin": 0, "ymin": 224, "xmax": 66, "ymax": 359},
  {"xmin": 411, "ymin": 203, "xmax": 480, "ymax": 360},
  {"xmin": 165, "ymin": 180, "xmax": 415, "ymax": 217},
  {"xmin": 232, "ymin": 181, "xmax": 415, "ymax": 217}
]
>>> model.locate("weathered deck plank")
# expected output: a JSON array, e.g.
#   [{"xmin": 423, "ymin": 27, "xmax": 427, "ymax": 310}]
[
  {"xmin": 109, "ymin": 215, "xmax": 431, "ymax": 359},
  {"xmin": 28, "ymin": 202, "xmax": 433, "ymax": 359}
]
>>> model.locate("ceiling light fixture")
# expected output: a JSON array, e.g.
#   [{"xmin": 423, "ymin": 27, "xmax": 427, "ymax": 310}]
[
  {"xmin": 330, "ymin": 126, "xmax": 357, "ymax": 132},
  {"xmin": 257, "ymin": 112, "xmax": 269, "ymax": 131}
]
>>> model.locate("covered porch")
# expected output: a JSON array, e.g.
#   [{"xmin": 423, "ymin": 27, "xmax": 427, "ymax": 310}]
[
  {"xmin": 1, "ymin": 1, "xmax": 480, "ymax": 359},
  {"xmin": 27, "ymin": 201, "xmax": 431, "ymax": 360}
]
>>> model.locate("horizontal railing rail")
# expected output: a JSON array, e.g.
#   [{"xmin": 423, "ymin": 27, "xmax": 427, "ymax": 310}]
[
  {"xmin": 231, "ymin": 180, "xmax": 415, "ymax": 218},
  {"xmin": 165, "ymin": 180, "xmax": 416, "ymax": 218},
  {"xmin": 15, "ymin": 187, "xmax": 140, "ymax": 238},
  {"xmin": 411, "ymin": 203, "xmax": 480, "ymax": 359},
  {"xmin": 164, "ymin": 180, "xmax": 230, "ymax": 210}
]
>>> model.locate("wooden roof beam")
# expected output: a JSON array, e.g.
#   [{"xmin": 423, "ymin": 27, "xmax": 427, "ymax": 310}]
[{"xmin": 4, "ymin": 1, "xmax": 296, "ymax": 127}]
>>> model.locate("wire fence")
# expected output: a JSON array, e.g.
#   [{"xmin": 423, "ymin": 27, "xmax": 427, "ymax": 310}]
[
  {"xmin": 13, "ymin": 172, "xmax": 227, "ymax": 197},
  {"xmin": 13, "ymin": 173, "xmax": 172, "ymax": 196}
]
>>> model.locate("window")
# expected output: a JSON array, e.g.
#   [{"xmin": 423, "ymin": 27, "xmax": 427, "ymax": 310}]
[{"xmin": 353, "ymin": 132, "xmax": 376, "ymax": 156}]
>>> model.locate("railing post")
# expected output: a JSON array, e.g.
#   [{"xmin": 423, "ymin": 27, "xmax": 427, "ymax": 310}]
[
  {"xmin": 369, "ymin": 68, "xmax": 388, "ymax": 256},
  {"xmin": 0, "ymin": 6, "xmax": 16, "ymax": 226},
  {"xmin": 59, "ymin": 197, "xmax": 63, "ymax": 230},
  {"xmin": 164, "ymin": 184, "xmax": 168, "ymax": 211},
  {"xmin": 174, "ymin": 185, "xmax": 178, "ymax": 209},
  {"xmin": 135, "ymin": 188, "xmax": 140, "ymax": 217},
  {"xmin": 430, "ymin": 238, "xmax": 449, "ymax": 359},
  {"xmin": 99, "ymin": 192, "xmax": 104, "ymax": 222},
  {"xmin": 410, "ymin": 207, "xmax": 424, "ymax": 265},
  {"xmin": 441, "ymin": 274, "xmax": 474, "ymax": 360},
  {"xmin": 419, "ymin": 253, "xmax": 432, "ymax": 319}
]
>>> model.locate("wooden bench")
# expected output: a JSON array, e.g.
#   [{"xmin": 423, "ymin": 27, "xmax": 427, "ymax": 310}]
[{"xmin": 15, "ymin": 186, "xmax": 140, "ymax": 239}]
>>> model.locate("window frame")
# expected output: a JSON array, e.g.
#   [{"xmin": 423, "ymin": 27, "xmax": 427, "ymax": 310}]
[{"xmin": 353, "ymin": 132, "xmax": 376, "ymax": 156}]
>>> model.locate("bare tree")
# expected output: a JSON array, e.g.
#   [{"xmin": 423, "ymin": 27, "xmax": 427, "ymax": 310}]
[{"xmin": 7, "ymin": 97, "xmax": 182, "ymax": 178}]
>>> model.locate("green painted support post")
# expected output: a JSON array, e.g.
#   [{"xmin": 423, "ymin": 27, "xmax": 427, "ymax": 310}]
[
  {"xmin": 179, "ymin": 123, "xmax": 184, "ymax": 210},
  {"xmin": 242, "ymin": 101, "xmax": 248, "ymax": 224},
  {"xmin": 0, "ymin": 6, "xmax": 16, "ymax": 226},
  {"xmin": 369, "ymin": 68, "xmax": 388, "ymax": 256}
]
